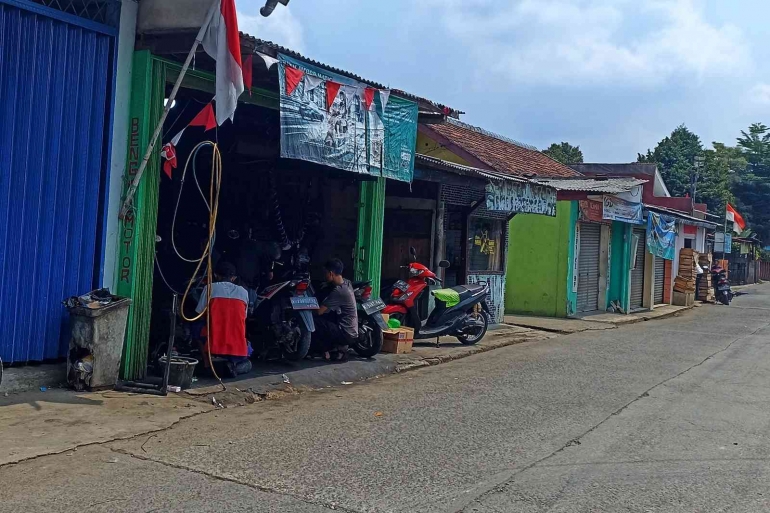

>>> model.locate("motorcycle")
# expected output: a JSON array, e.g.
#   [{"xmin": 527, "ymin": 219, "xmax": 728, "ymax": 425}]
[
  {"xmin": 711, "ymin": 264, "xmax": 734, "ymax": 306},
  {"xmin": 351, "ymin": 280, "xmax": 387, "ymax": 357},
  {"xmin": 248, "ymin": 244, "xmax": 318, "ymax": 361},
  {"xmin": 382, "ymin": 247, "xmax": 490, "ymax": 345}
]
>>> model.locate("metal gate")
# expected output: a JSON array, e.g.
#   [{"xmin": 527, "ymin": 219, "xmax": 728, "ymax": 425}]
[
  {"xmin": 654, "ymin": 256, "xmax": 666, "ymax": 304},
  {"xmin": 0, "ymin": 0, "xmax": 115, "ymax": 363},
  {"xmin": 629, "ymin": 227, "xmax": 646, "ymax": 309},
  {"xmin": 576, "ymin": 223, "xmax": 601, "ymax": 313}
]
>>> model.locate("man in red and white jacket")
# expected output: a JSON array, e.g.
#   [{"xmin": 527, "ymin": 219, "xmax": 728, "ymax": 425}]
[{"xmin": 196, "ymin": 261, "xmax": 252, "ymax": 377}]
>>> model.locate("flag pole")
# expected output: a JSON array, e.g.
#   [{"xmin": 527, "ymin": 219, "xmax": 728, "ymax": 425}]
[
  {"xmin": 722, "ymin": 204, "xmax": 728, "ymax": 263},
  {"xmin": 119, "ymin": 0, "xmax": 219, "ymax": 220}
]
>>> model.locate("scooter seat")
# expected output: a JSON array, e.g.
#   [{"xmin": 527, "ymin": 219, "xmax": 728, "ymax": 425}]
[
  {"xmin": 352, "ymin": 280, "xmax": 371, "ymax": 290},
  {"xmin": 452, "ymin": 284, "xmax": 487, "ymax": 301}
]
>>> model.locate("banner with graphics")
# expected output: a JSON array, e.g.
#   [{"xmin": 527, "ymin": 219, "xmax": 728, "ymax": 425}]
[
  {"xmin": 647, "ymin": 212, "xmax": 677, "ymax": 260},
  {"xmin": 277, "ymin": 54, "xmax": 417, "ymax": 182},
  {"xmin": 602, "ymin": 195, "xmax": 643, "ymax": 224},
  {"xmin": 485, "ymin": 182, "xmax": 556, "ymax": 216}
]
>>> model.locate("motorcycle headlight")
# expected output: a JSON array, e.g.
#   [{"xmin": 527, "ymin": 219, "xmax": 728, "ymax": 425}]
[{"xmin": 409, "ymin": 267, "xmax": 421, "ymax": 277}]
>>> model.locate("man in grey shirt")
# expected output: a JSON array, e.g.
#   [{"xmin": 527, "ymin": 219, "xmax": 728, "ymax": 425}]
[{"xmin": 314, "ymin": 258, "xmax": 359, "ymax": 361}]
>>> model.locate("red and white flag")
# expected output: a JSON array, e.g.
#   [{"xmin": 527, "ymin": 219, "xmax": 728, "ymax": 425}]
[
  {"xmin": 726, "ymin": 203, "xmax": 746, "ymax": 234},
  {"xmin": 202, "ymin": 0, "xmax": 244, "ymax": 125}
]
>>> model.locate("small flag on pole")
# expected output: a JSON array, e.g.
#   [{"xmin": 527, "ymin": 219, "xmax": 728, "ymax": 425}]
[
  {"xmin": 726, "ymin": 203, "xmax": 746, "ymax": 234},
  {"xmin": 201, "ymin": 0, "xmax": 244, "ymax": 125}
]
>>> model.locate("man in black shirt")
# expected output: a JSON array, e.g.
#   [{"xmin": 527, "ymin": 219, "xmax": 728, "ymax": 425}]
[{"xmin": 314, "ymin": 258, "xmax": 358, "ymax": 361}]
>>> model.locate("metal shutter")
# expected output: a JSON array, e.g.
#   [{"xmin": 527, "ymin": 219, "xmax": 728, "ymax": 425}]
[
  {"xmin": 654, "ymin": 256, "xmax": 666, "ymax": 304},
  {"xmin": 0, "ymin": 3, "xmax": 114, "ymax": 363},
  {"xmin": 629, "ymin": 228, "xmax": 646, "ymax": 309},
  {"xmin": 577, "ymin": 223, "xmax": 601, "ymax": 313}
]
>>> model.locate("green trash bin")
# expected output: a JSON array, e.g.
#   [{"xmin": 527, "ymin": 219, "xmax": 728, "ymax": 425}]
[{"xmin": 65, "ymin": 290, "xmax": 132, "ymax": 391}]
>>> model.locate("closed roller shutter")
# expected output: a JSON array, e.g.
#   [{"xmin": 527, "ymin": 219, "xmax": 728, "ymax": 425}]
[
  {"xmin": 629, "ymin": 228, "xmax": 646, "ymax": 309},
  {"xmin": 654, "ymin": 255, "xmax": 666, "ymax": 304},
  {"xmin": 577, "ymin": 223, "xmax": 601, "ymax": 313}
]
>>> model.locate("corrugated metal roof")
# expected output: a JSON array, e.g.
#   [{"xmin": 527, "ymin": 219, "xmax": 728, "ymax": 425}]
[
  {"xmin": 645, "ymin": 205, "xmax": 719, "ymax": 228},
  {"xmin": 416, "ymin": 154, "xmax": 529, "ymax": 183},
  {"xmin": 533, "ymin": 177, "xmax": 647, "ymax": 193},
  {"xmin": 240, "ymin": 35, "xmax": 461, "ymax": 116}
]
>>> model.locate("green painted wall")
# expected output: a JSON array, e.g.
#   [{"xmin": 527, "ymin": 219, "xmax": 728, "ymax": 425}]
[
  {"xmin": 607, "ymin": 221, "xmax": 632, "ymax": 312},
  {"xmin": 506, "ymin": 201, "xmax": 576, "ymax": 317}
]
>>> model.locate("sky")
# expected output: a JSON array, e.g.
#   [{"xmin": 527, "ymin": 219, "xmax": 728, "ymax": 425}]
[{"xmin": 238, "ymin": 0, "xmax": 770, "ymax": 162}]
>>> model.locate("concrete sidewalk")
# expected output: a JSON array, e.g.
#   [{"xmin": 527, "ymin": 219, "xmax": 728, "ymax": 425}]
[
  {"xmin": 0, "ymin": 326, "xmax": 553, "ymax": 467},
  {"xmin": 504, "ymin": 304, "xmax": 695, "ymax": 334}
]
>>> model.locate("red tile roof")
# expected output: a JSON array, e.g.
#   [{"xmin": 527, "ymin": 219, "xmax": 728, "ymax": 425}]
[{"xmin": 424, "ymin": 118, "xmax": 579, "ymax": 178}]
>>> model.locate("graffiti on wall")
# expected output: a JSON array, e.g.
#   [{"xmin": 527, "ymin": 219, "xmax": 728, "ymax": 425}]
[
  {"xmin": 485, "ymin": 182, "xmax": 557, "ymax": 216},
  {"xmin": 467, "ymin": 273, "xmax": 506, "ymax": 323}
]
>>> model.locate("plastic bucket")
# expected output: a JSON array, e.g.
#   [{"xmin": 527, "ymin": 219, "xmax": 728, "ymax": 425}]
[{"xmin": 158, "ymin": 356, "xmax": 198, "ymax": 390}]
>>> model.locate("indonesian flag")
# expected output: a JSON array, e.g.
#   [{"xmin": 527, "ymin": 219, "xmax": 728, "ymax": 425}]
[
  {"xmin": 202, "ymin": 0, "xmax": 244, "ymax": 125},
  {"xmin": 726, "ymin": 203, "xmax": 746, "ymax": 234}
]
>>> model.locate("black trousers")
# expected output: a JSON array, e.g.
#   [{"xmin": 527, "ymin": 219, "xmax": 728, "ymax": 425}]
[{"xmin": 314, "ymin": 316, "xmax": 356, "ymax": 352}]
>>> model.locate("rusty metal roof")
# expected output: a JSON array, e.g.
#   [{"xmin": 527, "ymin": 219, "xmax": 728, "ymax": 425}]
[
  {"xmin": 240, "ymin": 35, "xmax": 461, "ymax": 116},
  {"xmin": 424, "ymin": 118, "xmax": 579, "ymax": 179},
  {"xmin": 533, "ymin": 177, "xmax": 647, "ymax": 193}
]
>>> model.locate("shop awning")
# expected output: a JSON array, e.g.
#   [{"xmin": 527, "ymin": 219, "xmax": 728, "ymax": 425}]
[
  {"xmin": 532, "ymin": 177, "xmax": 647, "ymax": 194},
  {"xmin": 414, "ymin": 154, "xmax": 557, "ymax": 216},
  {"xmin": 644, "ymin": 205, "xmax": 719, "ymax": 229}
]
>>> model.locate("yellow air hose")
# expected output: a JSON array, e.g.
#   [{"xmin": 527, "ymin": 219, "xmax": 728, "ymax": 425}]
[{"xmin": 177, "ymin": 141, "xmax": 225, "ymax": 389}]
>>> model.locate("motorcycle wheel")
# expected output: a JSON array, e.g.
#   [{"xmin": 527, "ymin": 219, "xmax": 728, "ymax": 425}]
[
  {"xmin": 353, "ymin": 319, "xmax": 383, "ymax": 358},
  {"xmin": 456, "ymin": 310, "xmax": 488, "ymax": 345},
  {"xmin": 283, "ymin": 320, "xmax": 312, "ymax": 361}
]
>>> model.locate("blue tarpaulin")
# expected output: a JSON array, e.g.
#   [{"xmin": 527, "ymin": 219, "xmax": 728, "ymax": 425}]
[{"xmin": 647, "ymin": 212, "xmax": 677, "ymax": 260}]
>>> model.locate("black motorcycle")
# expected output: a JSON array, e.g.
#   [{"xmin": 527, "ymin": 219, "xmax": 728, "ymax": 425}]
[
  {"xmin": 712, "ymin": 265, "xmax": 734, "ymax": 305},
  {"xmin": 248, "ymin": 245, "xmax": 318, "ymax": 361},
  {"xmin": 351, "ymin": 280, "xmax": 387, "ymax": 358}
]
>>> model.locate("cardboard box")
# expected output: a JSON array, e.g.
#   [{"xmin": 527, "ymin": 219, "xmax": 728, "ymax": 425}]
[{"xmin": 381, "ymin": 327, "xmax": 414, "ymax": 354}]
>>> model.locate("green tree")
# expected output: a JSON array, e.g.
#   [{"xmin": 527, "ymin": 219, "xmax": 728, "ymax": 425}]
[
  {"xmin": 734, "ymin": 123, "xmax": 770, "ymax": 241},
  {"xmin": 697, "ymin": 142, "xmax": 742, "ymax": 215},
  {"xmin": 543, "ymin": 142, "xmax": 583, "ymax": 165},
  {"xmin": 637, "ymin": 125, "xmax": 703, "ymax": 198}
]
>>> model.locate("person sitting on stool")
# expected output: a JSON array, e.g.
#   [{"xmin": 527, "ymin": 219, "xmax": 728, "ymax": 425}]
[
  {"xmin": 195, "ymin": 261, "xmax": 252, "ymax": 377},
  {"xmin": 314, "ymin": 258, "xmax": 359, "ymax": 361}
]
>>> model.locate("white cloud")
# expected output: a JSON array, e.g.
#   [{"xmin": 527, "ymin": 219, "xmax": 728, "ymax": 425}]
[
  {"xmin": 425, "ymin": 0, "xmax": 752, "ymax": 88},
  {"xmin": 238, "ymin": 6, "xmax": 304, "ymax": 52},
  {"xmin": 749, "ymin": 83, "xmax": 770, "ymax": 105}
]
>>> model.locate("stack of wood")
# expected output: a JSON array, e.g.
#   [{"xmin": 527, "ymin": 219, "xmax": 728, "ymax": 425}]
[
  {"xmin": 674, "ymin": 248, "xmax": 697, "ymax": 293},
  {"xmin": 697, "ymin": 253, "xmax": 714, "ymax": 301}
]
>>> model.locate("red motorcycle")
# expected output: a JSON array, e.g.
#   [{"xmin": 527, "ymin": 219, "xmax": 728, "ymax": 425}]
[{"xmin": 382, "ymin": 247, "xmax": 490, "ymax": 345}]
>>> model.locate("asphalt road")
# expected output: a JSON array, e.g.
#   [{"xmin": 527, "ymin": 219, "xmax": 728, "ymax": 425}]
[{"xmin": 3, "ymin": 285, "xmax": 770, "ymax": 512}]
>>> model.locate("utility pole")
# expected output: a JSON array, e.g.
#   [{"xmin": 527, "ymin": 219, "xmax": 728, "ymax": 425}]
[{"xmin": 691, "ymin": 155, "xmax": 705, "ymax": 200}]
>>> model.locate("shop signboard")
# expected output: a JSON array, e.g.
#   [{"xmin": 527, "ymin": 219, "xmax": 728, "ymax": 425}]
[
  {"xmin": 578, "ymin": 200, "xmax": 604, "ymax": 223},
  {"xmin": 277, "ymin": 54, "xmax": 418, "ymax": 182},
  {"xmin": 602, "ymin": 195, "xmax": 643, "ymax": 224},
  {"xmin": 714, "ymin": 232, "xmax": 733, "ymax": 253},
  {"xmin": 485, "ymin": 182, "xmax": 556, "ymax": 216}
]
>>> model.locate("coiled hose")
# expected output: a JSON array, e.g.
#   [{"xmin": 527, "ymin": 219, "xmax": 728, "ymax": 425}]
[{"xmin": 176, "ymin": 141, "xmax": 225, "ymax": 389}]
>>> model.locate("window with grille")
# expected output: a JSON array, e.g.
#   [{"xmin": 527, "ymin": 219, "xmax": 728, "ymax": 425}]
[{"xmin": 30, "ymin": 0, "xmax": 119, "ymax": 26}]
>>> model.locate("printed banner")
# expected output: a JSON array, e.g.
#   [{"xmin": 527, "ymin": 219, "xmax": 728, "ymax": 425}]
[
  {"xmin": 602, "ymin": 195, "xmax": 643, "ymax": 224},
  {"xmin": 578, "ymin": 200, "xmax": 604, "ymax": 223},
  {"xmin": 714, "ymin": 232, "xmax": 733, "ymax": 254},
  {"xmin": 647, "ymin": 212, "xmax": 677, "ymax": 260},
  {"xmin": 485, "ymin": 182, "xmax": 556, "ymax": 216},
  {"xmin": 277, "ymin": 54, "xmax": 418, "ymax": 182}
]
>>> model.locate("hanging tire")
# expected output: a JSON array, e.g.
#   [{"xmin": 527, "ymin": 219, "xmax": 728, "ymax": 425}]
[
  {"xmin": 456, "ymin": 310, "xmax": 489, "ymax": 345},
  {"xmin": 283, "ymin": 318, "xmax": 312, "ymax": 361},
  {"xmin": 353, "ymin": 319, "xmax": 383, "ymax": 358}
]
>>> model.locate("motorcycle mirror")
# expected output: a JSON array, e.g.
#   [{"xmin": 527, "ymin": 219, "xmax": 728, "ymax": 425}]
[
  {"xmin": 439, "ymin": 260, "xmax": 450, "ymax": 269},
  {"xmin": 409, "ymin": 246, "xmax": 417, "ymax": 257}
]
